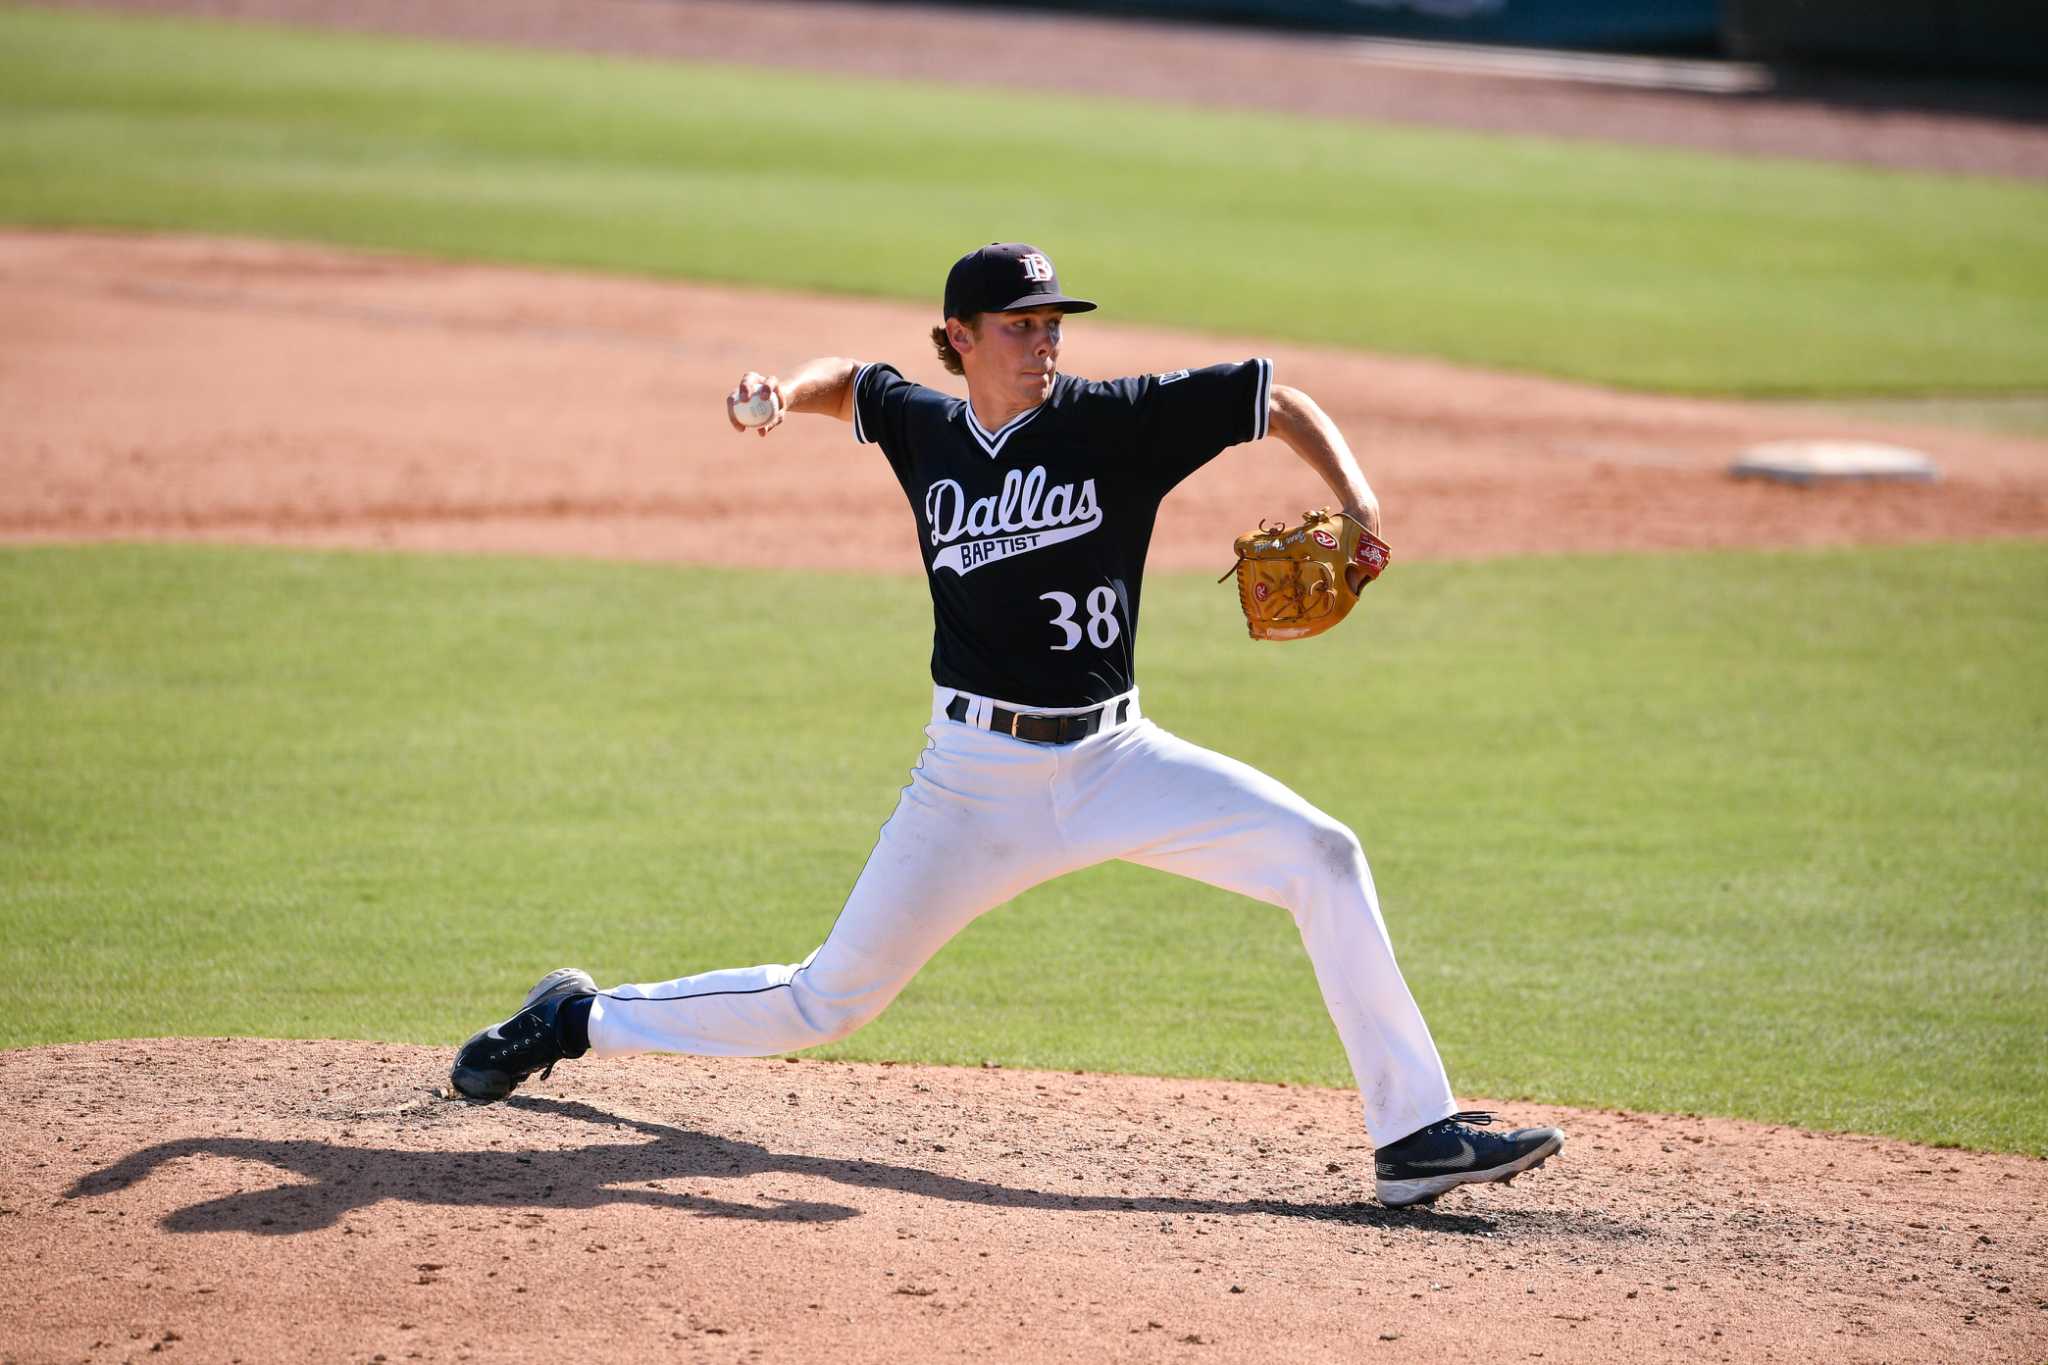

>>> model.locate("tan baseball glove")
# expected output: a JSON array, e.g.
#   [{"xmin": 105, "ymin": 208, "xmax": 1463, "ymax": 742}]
[{"xmin": 1223, "ymin": 508, "xmax": 1391, "ymax": 641}]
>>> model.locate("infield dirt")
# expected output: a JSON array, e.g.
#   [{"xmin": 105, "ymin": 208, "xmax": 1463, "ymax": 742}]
[
  {"xmin": 5, "ymin": 230, "xmax": 2046, "ymax": 566},
  {"xmin": 4, "ymin": 1040, "xmax": 2044, "ymax": 1365}
]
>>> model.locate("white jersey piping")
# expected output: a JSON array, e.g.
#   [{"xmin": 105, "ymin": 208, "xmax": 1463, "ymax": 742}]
[
  {"xmin": 963, "ymin": 396, "xmax": 1048, "ymax": 460},
  {"xmin": 851, "ymin": 361, "xmax": 877, "ymax": 445},
  {"xmin": 852, "ymin": 362, "xmax": 1049, "ymax": 460}
]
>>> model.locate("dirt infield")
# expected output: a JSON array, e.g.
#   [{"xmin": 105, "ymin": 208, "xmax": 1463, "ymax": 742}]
[
  {"xmin": 6, "ymin": 230, "xmax": 2045, "ymax": 569},
  {"xmin": 4, "ymin": 1040, "xmax": 2044, "ymax": 1364}
]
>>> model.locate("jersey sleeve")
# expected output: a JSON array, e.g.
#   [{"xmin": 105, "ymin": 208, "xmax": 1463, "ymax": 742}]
[
  {"xmin": 1130, "ymin": 358, "xmax": 1273, "ymax": 493},
  {"xmin": 851, "ymin": 361, "xmax": 919, "ymax": 475}
]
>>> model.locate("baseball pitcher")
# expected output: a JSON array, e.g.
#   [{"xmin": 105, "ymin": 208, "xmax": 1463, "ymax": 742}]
[{"xmin": 451, "ymin": 243, "xmax": 1563, "ymax": 1208}]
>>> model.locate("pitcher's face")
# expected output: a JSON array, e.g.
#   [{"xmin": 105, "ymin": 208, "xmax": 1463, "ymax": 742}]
[{"xmin": 957, "ymin": 306, "xmax": 1063, "ymax": 406}]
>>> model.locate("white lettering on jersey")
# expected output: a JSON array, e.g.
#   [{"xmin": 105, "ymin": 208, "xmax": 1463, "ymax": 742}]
[
  {"xmin": 1020, "ymin": 253, "xmax": 1055, "ymax": 282},
  {"xmin": 924, "ymin": 467, "xmax": 1102, "ymax": 575},
  {"xmin": 1156, "ymin": 369, "xmax": 1190, "ymax": 385},
  {"xmin": 1040, "ymin": 586, "xmax": 1124, "ymax": 651}
]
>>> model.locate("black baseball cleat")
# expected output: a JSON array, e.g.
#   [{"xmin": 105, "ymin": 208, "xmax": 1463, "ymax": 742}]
[
  {"xmin": 1374, "ymin": 1110, "xmax": 1565, "ymax": 1208},
  {"xmin": 449, "ymin": 967, "xmax": 597, "ymax": 1103}
]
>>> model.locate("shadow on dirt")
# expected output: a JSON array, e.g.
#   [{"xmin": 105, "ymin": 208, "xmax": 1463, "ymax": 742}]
[{"xmin": 62, "ymin": 1096, "xmax": 1583, "ymax": 1239}]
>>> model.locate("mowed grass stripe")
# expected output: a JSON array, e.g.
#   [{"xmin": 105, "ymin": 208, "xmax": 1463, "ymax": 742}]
[
  {"xmin": 2, "ymin": 5, "xmax": 2046, "ymax": 395},
  {"xmin": 3, "ymin": 542, "xmax": 2043, "ymax": 1154}
]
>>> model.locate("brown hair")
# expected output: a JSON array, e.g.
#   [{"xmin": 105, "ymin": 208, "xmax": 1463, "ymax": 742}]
[{"xmin": 929, "ymin": 314, "xmax": 980, "ymax": 376}]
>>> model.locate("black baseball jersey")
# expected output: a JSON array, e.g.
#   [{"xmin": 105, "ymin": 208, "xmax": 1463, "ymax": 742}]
[{"xmin": 854, "ymin": 358, "xmax": 1273, "ymax": 708}]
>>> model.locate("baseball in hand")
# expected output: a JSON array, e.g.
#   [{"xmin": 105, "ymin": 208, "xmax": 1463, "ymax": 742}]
[{"xmin": 733, "ymin": 390, "xmax": 780, "ymax": 428}]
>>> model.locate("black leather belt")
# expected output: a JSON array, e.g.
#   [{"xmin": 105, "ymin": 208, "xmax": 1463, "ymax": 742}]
[{"xmin": 946, "ymin": 694, "xmax": 1132, "ymax": 745}]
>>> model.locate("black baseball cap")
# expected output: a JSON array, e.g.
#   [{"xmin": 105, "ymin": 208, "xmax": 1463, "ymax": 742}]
[{"xmin": 942, "ymin": 243, "xmax": 1096, "ymax": 320}]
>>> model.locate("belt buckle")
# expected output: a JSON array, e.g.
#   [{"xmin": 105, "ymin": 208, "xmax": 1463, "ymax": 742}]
[{"xmin": 1005, "ymin": 703, "xmax": 1111, "ymax": 744}]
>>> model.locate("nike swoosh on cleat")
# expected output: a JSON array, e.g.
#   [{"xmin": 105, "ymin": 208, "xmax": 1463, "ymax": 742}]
[
  {"xmin": 484, "ymin": 1023, "xmax": 506, "ymax": 1041},
  {"xmin": 1400, "ymin": 1138, "xmax": 1476, "ymax": 1171}
]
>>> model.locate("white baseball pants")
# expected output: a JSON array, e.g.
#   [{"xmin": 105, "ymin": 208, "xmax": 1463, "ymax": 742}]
[{"xmin": 587, "ymin": 687, "xmax": 1458, "ymax": 1145}]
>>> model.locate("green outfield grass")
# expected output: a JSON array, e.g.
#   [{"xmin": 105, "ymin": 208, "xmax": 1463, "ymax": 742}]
[
  {"xmin": 4, "ymin": 542, "xmax": 2043, "ymax": 1154},
  {"xmin": 3, "ymin": 6, "xmax": 2046, "ymax": 396}
]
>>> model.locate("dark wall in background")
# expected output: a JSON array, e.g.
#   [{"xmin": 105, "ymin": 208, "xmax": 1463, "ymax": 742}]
[
  {"xmin": 1027, "ymin": 0, "xmax": 1724, "ymax": 52},
  {"xmin": 1723, "ymin": 0, "xmax": 2048, "ymax": 77},
  {"xmin": 995, "ymin": 0, "xmax": 2048, "ymax": 75}
]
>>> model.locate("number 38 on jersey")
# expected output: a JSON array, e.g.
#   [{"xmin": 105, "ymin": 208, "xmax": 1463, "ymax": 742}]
[{"xmin": 1039, "ymin": 586, "xmax": 1121, "ymax": 651}]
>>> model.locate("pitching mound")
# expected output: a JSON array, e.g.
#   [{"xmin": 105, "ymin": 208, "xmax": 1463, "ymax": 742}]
[{"xmin": 4, "ymin": 1039, "xmax": 2041, "ymax": 1363}]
